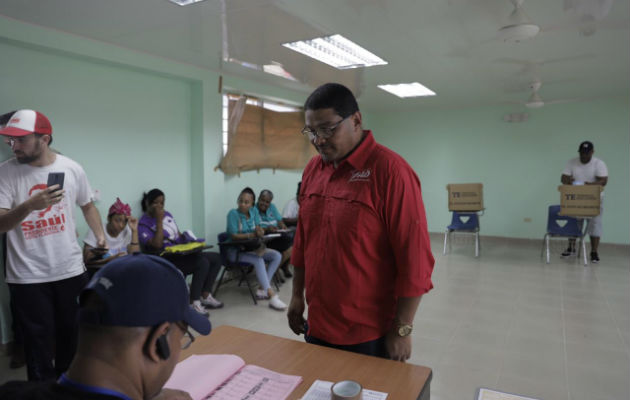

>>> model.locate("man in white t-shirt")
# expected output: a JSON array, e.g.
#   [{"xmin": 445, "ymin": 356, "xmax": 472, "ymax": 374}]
[
  {"xmin": 0, "ymin": 109, "xmax": 107, "ymax": 380},
  {"xmin": 561, "ymin": 140, "xmax": 608, "ymax": 263},
  {"xmin": 282, "ymin": 181, "xmax": 301, "ymax": 227}
]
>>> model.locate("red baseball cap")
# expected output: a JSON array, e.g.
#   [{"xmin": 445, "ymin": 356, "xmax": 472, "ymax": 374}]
[{"xmin": 0, "ymin": 109, "xmax": 52, "ymax": 137}]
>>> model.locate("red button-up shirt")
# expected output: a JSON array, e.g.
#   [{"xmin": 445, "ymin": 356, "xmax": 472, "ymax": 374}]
[{"xmin": 292, "ymin": 131, "xmax": 434, "ymax": 345}]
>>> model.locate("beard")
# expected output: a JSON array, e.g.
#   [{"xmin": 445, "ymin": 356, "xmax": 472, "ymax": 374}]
[{"xmin": 15, "ymin": 140, "xmax": 43, "ymax": 164}]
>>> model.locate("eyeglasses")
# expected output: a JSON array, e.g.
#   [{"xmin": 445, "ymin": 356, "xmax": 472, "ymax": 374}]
[
  {"xmin": 3, "ymin": 135, "xmax": 33, "ymax": 147},
  {"xmin": 175, "ymin": 322, "xmax": 195, "ymax": 350},
  {"xmin": 301, "ymin": 116, "xmax": 349, "ymax": 141}
]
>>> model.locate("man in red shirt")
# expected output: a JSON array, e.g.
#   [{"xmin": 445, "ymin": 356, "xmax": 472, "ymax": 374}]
[{"xmin": 287, "ymin": 83, "xmax": 434, "ymax": 361}]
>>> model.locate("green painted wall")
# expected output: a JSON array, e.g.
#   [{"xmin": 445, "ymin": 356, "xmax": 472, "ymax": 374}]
[
  {"xmin": 363, "ymin": 99, "xmax": 630, "ymax": 244},
  {"xmin": 0, "ymin": 15, "xmax": 306, "ymax": 244},
  {"xmin": 0, "ymin": 40, "xmax": 195, "ymax": 236}
]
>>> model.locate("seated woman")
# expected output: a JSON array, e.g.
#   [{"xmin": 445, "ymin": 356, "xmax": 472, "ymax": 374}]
[
  {"xmin": 256, "ymin": 189, "xmax": 293, "ymax": 279},
  {"xmin": 83, "ymin": 198, "xmax": 140, "ymax": 267},
  {"xmin": 226, "ymin": 187, "xmax": 286, "ymax": 311},
  {"xmin": 138, "ymin": 188, "xmax": 223, "ymax": 315}
]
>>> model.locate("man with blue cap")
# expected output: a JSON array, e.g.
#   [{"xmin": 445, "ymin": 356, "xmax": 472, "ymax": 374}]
[{"xmin": 0, "ymin": 253, "xmax": 212, "ymax": 399}]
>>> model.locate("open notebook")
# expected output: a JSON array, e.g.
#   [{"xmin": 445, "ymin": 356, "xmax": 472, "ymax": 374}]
[{"xmin": 164, "ymin": 354, "xmax": 302, "ymax": 400}]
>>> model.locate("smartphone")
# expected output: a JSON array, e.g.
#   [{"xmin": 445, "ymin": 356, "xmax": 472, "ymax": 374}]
[
  {"xmin": 47, "ymin": 172, "xmax": 65, "ymax": 190},
  {"xmin": 91, "ymin": 247, "xmax": 109, "ymax": 255}
]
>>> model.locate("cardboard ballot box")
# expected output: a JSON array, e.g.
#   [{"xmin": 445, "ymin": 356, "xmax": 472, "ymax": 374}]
[
  {"xmin": 447, "ymin": 183, "xmax": 484, "ymax": 211},
  {"xmin": 558, "ymin": 185, "xmax": 602, "ymax": 217}
]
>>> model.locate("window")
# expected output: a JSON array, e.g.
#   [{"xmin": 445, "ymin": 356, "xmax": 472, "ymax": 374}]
[{"xmin": 218, "ymin": 94, "xmax": 316, "ymax": 175}]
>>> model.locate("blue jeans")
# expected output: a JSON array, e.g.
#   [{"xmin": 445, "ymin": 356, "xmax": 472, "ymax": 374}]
[{"xmin": 228, "ymin": 248, "xmax": 281, "ymax": 291}]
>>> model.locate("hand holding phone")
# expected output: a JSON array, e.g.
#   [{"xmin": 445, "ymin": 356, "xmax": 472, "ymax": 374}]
[
  {"xmin": 47, "ymin": 172, "xmax": 65, "ymax": 190},
  {"xmin": 91, "ymin": 247, "xmax": 109, "ymax": 255}
]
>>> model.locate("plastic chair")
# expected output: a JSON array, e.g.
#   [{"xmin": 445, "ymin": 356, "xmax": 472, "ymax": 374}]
[
  {"xmin": 213, "ymin": 232, "xmax": 258, "ymax": 304},
  {"xmin": 540, "ymin": 205, "xmax": 586, "ymax": 265},
  {"xmin": 443, "ymin": 212, "xmax": 480, "ymax": 257}
]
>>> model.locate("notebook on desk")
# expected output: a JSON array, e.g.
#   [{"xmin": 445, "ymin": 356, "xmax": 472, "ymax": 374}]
[{"xmin": 164, "ymin": 354, "xmax": 302, "ymax": 400}]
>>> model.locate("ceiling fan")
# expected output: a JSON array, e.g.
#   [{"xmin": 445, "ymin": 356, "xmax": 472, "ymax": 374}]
[
  {"xmin": 497, "ymin": 0, "xmax": 540, "ymax": 42},
  {"xmin": 505, "ymin": 80, "xmax": 582, "ymax": 109}
]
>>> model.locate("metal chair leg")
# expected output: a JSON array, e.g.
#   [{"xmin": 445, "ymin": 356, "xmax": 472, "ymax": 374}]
[
  {"xmin": 546, "ymin": 235, "xmax": 550, "ymax": 264},
  {"xmin": 443, "ymin": 230, "xmax": 449, "ymax": 255},
  {"xmin": 474, "ymin": 232, "xmax": 479, "ymax": 258},
  {"xmin": 212, "ymin": 265, "xmax": 226, "ymax": 297}
]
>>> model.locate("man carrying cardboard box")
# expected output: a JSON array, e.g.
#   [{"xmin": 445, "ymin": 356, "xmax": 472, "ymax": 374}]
[{"xmin": 560, "ymin": 141, "xmax": 608, "ymax": 263}]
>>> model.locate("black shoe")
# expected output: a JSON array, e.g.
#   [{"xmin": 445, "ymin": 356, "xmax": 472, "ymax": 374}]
[
  {"xmin": 282, "ymin": 266, "xmax": 293, "ymax": 278},
  {"xmin": 561, "ymin": 247, "xmax": 575, "ymax": 257},
  {"xmin": 590, "ymin": 252, "xmax": 600, "ymax": 263}
]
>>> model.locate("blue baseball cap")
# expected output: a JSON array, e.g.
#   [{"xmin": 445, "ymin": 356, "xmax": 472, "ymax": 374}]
[{"xmin": 79, "ymin": 253, "xmax": 211, "ymax": 335}]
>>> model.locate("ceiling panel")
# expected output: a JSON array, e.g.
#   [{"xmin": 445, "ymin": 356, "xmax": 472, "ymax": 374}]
[{"xmin": 0, "ymin": 0, "xmax": 627, "ymax": 111}]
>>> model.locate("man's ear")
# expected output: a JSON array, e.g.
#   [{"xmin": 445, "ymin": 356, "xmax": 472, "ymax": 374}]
[
  {"xmin": 351, "ymin": 111, "xmax": 363, "ymax": 131},
  {"xmin": 143, "ymin": 322, "xmax": 171, "ymax": 363}
]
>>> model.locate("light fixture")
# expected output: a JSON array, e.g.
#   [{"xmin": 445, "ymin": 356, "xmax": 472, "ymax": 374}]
[
  {"xmin": 282, "ymin": 34, "xmax": 387, "ymax": 70},
  {"xmin": 167, "ymin": 0, "xmax": 207, "ymax": 6},
  {"xmin": 377, "ymin": 82, "xmax": 436, "ymax": 98}
]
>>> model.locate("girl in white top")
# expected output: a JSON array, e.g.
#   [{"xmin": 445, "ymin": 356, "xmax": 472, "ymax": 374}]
[{"xmin": 83, "ymin": 198, "xmax": 140, "ymax": 263}]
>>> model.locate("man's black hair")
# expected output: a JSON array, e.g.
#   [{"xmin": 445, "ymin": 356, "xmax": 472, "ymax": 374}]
[
  {"xmin": 259, "ymin": 189, "xmax": 273, "ymax": 201},
  {"xmin": 0, "ymin": 110, "xmax": 17, "ymax": 126},
  {"xmin": 304, "ymin": 83, "xmax": 359, "ymax": 118}
]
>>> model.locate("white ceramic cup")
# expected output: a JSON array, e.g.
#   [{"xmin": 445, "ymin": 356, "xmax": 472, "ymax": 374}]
[{"xmin": 331, "ymin": 380, "xmax": 363, "ymax": 400}]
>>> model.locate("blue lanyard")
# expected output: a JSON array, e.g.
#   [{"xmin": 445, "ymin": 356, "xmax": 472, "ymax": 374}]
[{"xmin": 58, "ymin": 374, "xmax": 133, "ymax": 400}]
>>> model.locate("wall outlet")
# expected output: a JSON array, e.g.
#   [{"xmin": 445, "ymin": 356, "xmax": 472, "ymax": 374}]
[{"xmin": 523, "ymin": 217, "xmax": 532, "ymax": 223}]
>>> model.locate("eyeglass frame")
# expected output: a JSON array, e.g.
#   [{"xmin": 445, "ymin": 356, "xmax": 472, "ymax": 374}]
[
  {"xmin": 3, "ymin": 134, "xmax": 37, "ymax": 147},
  {"xmin": 175, "ymin": 321, "xmax": 195, "ymax": 350},
  {"xmin": 301, "ymin": 115, "xmax": 350, "ymax": 141}
]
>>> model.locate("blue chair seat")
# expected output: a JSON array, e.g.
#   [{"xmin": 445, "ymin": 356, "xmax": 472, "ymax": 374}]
[
  {"xmin": 443, "ymin": 212, "xmax": 480, "ymax": 257},
  {"xmin": 541, "ymin": 205, "xmax": 586, "ymax": 264}
]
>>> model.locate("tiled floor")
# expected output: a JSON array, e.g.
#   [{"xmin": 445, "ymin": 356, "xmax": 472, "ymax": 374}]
[{"xmin": 1, "ymin": 236, "xmax": 628, "ymax": 400}]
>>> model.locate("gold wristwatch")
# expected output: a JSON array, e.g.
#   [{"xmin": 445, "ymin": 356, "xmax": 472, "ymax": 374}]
[{"xmin": 395, "ymin": 322, "xmax": 413, "ymax": 337}]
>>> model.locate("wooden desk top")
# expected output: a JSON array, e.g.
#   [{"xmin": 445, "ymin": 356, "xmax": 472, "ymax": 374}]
[{"xmin": 181, "ymin": 325, "xmax": 432, "ymax": 400}]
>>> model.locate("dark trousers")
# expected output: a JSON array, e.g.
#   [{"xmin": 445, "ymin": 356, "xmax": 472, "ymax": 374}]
[
  {"xmin": 8, "ymin": 272, "xmax": 89, "ymax": 381},
  {"xmin": 304, "ymin": 323, "xmax": 389, "ymax": 359},
  {"xmin": 164, "ymin": 252, "xmax": 222, "ymax": 300}
]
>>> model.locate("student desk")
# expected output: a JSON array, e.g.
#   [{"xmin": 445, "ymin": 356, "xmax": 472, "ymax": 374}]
[{"xmin": 181, "ymin": 325, "xmax": 432, "ymax": 400}]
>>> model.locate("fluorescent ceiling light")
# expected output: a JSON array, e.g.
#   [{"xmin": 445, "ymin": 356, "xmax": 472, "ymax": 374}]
[
  {"xmin": 378, "ymin": 82, "xmax": 436, "ymax": 98},
  {"xmin": 282, "ymin": 34, "xmax": 387, "ymax": 70},
  {"xmin": 167, "ymin": 0, "xmax": 207, "ymax": 6}
]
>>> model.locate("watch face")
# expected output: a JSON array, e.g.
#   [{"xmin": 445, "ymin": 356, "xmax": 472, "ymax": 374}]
[{"xmin": 398, "ymin": 325, "xmax": 412, "ymax": 336}]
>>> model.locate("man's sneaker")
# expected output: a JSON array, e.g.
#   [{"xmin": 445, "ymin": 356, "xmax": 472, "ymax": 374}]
[
  {"xmin": 269, "ymin": 295, "xmax": 287, "ymax": 311},
  {"xmin": 192, "ymin": 301, "xmax": 209, "ymax": 316},
  {"xmin": 590, "ymin": 252, "xmax": 600, "ymax": 264},
  {"xmin": 561, "ymin": 247, "xmax": 576, "ymax": 257},
  {"xmin": 201, "ymin": 294, "xmax": 224, "ymax": 309},
  {"xmin": 256, "ymin": 289, "xmax": 270, "ymax": 300}
]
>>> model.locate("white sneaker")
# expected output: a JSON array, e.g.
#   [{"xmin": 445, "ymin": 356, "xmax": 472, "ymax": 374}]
[
  {"xmin": 269, "ymin": 295, "xmax": 287, "ymax": 311},
  {"xmin": 201, "ymin": 294, "xmax": 224, "ymax": 309},
  {"xmin": 192, "ymin": 301, "xmax": 209, "ymax": 316}
]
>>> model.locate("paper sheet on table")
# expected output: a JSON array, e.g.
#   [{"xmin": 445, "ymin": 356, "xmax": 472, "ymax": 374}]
[
  {"xmin": 300, "ymin": 380, "xmax": 387, "ymax": 400},
  {"xmin": 206, "ymin": 364, "xmax": 302, "ymax": 400},
  {"xmin": 477, "ymin": 388, "xmax": 541, "ymax": 400},
  {"xmin": 164, "ymin": 354, "xmax": 244, "ymax": 400}
]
